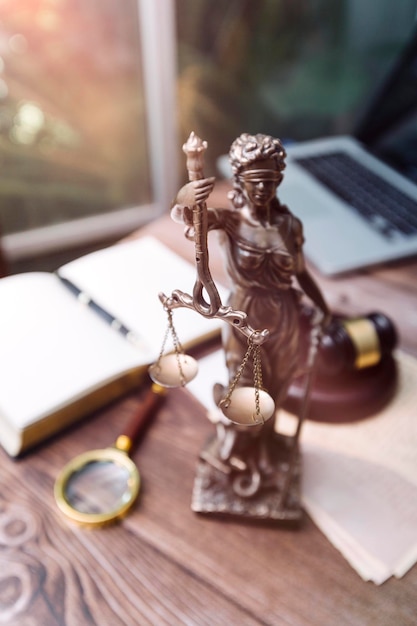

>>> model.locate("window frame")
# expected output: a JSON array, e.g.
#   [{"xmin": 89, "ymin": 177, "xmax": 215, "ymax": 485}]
[{"xmin": 3, "ymin": 0, "xmax": 178, "ymax": 262}]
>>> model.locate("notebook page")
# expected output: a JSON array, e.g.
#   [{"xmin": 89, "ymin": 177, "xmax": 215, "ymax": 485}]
[
  {"xmin": 0, "ymin": 272, "xmax": 143, "ymax": 428},
  {"xmin": 58, "ymin": 236, "xmax": 226, "ymax": 355}
]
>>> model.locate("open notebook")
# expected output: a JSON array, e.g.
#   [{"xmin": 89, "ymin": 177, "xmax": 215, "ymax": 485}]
[{"xmin": 0, "ymin": 237, "xmax": 225, "ymax": 456}]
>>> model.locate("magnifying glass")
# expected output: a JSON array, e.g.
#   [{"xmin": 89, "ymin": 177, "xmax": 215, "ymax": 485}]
[{"xmin": 54, "ymin": 382, "xmax": 167, "ymax": 527}]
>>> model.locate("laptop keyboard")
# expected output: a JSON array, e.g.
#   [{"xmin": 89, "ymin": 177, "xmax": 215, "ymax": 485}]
[{"xmin": 295, "ymin": 152, "xmax": 417, "ymax": 237}]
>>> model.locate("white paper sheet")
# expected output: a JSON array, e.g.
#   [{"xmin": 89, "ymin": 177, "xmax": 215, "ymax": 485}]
[{"xmin": 187, "ymin": 349, "xmax": 417, "ymax": 584}]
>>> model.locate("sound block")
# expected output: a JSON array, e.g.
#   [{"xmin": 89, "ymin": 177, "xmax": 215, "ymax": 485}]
[{"xmin": 283, "ymin": 355, "xmax": 398, "ymax": 423}]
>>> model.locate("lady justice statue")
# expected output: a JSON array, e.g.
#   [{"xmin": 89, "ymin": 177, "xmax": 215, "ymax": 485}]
[{"xmin": 164, "ymin": 131, "xmax": 329, "ymax": 522}]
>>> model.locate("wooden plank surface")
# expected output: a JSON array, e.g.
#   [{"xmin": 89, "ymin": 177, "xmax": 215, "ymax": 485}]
[
  {"xmin": 1, "ymin": 386, "xmax": 417, "ymax": 625},
  {"xmin": 2, "ymin": 187, "xmax": 417, "ymax": 625}
]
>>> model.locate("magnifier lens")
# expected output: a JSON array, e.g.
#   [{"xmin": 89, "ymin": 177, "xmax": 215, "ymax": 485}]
[
  {"xmin": 55, "ymin": 448, "xmax": 140, "ymax": 526},
  {"xmin": 65, "ymin": 460, "xmax": 132, "ymax": 515}
]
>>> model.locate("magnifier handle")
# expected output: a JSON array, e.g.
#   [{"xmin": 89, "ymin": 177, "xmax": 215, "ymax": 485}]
[{"xmin": 116, "ymin": 383, "xmax": 167, "ymax": 453}]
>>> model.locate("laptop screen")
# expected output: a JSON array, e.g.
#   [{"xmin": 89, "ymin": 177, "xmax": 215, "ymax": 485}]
[{"xmin": 354, "ymin": 26, "xmax": 417, "ymax": 184}]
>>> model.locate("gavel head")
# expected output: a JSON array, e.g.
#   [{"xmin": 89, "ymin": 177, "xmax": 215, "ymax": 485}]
[{"xmin": 300, "ymin": 307, "xmax": 398, "ymax": 376}]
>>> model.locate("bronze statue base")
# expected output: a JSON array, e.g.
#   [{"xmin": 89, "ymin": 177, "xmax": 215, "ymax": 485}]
[{"xmin": 191, "ymin": 433, "xmax": 303, "ymax": 524}]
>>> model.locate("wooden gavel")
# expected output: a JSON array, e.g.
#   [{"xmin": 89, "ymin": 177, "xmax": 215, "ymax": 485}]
[{"xmin": 300, "ymin": 308, "xmax": 398, "ymax": 376}]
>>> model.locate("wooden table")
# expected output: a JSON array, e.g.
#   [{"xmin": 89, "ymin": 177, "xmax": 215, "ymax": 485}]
[{"xmin": 2, "ymin": 191, "xmax": 417, "ymax": 625}]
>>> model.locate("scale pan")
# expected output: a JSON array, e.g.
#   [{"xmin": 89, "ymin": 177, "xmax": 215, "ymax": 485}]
[
  {"xmin": 220, "ymin": 387, "xmax": 275, "ymax": 426},
  {"xmin": 148, "ymin": 353, "xmax": 198, "ymax": 388}
]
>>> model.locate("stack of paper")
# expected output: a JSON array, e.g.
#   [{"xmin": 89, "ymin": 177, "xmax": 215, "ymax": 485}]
[{"xmin": 187, "ymin": 350, "xmax": 417, "ymax": 584}]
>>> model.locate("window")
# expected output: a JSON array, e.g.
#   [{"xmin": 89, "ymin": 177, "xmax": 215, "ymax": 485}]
[
  {"xmin": 1, "ymin": 0, "xmax": 177, "ymax": 262},
  {"xmin": 4, "ymin": 0, "xmax": 415, "ymax": 265}
]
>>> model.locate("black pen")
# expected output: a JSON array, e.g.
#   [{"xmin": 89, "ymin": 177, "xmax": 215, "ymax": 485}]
[{"xmin": 57, "ymin": 274, "xmax": 145, "ymax": 348}]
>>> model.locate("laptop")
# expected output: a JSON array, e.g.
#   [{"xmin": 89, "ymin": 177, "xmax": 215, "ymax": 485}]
[{"xmin": 219, "ymin": 26, "xmax": 417, "ymax": 276}]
